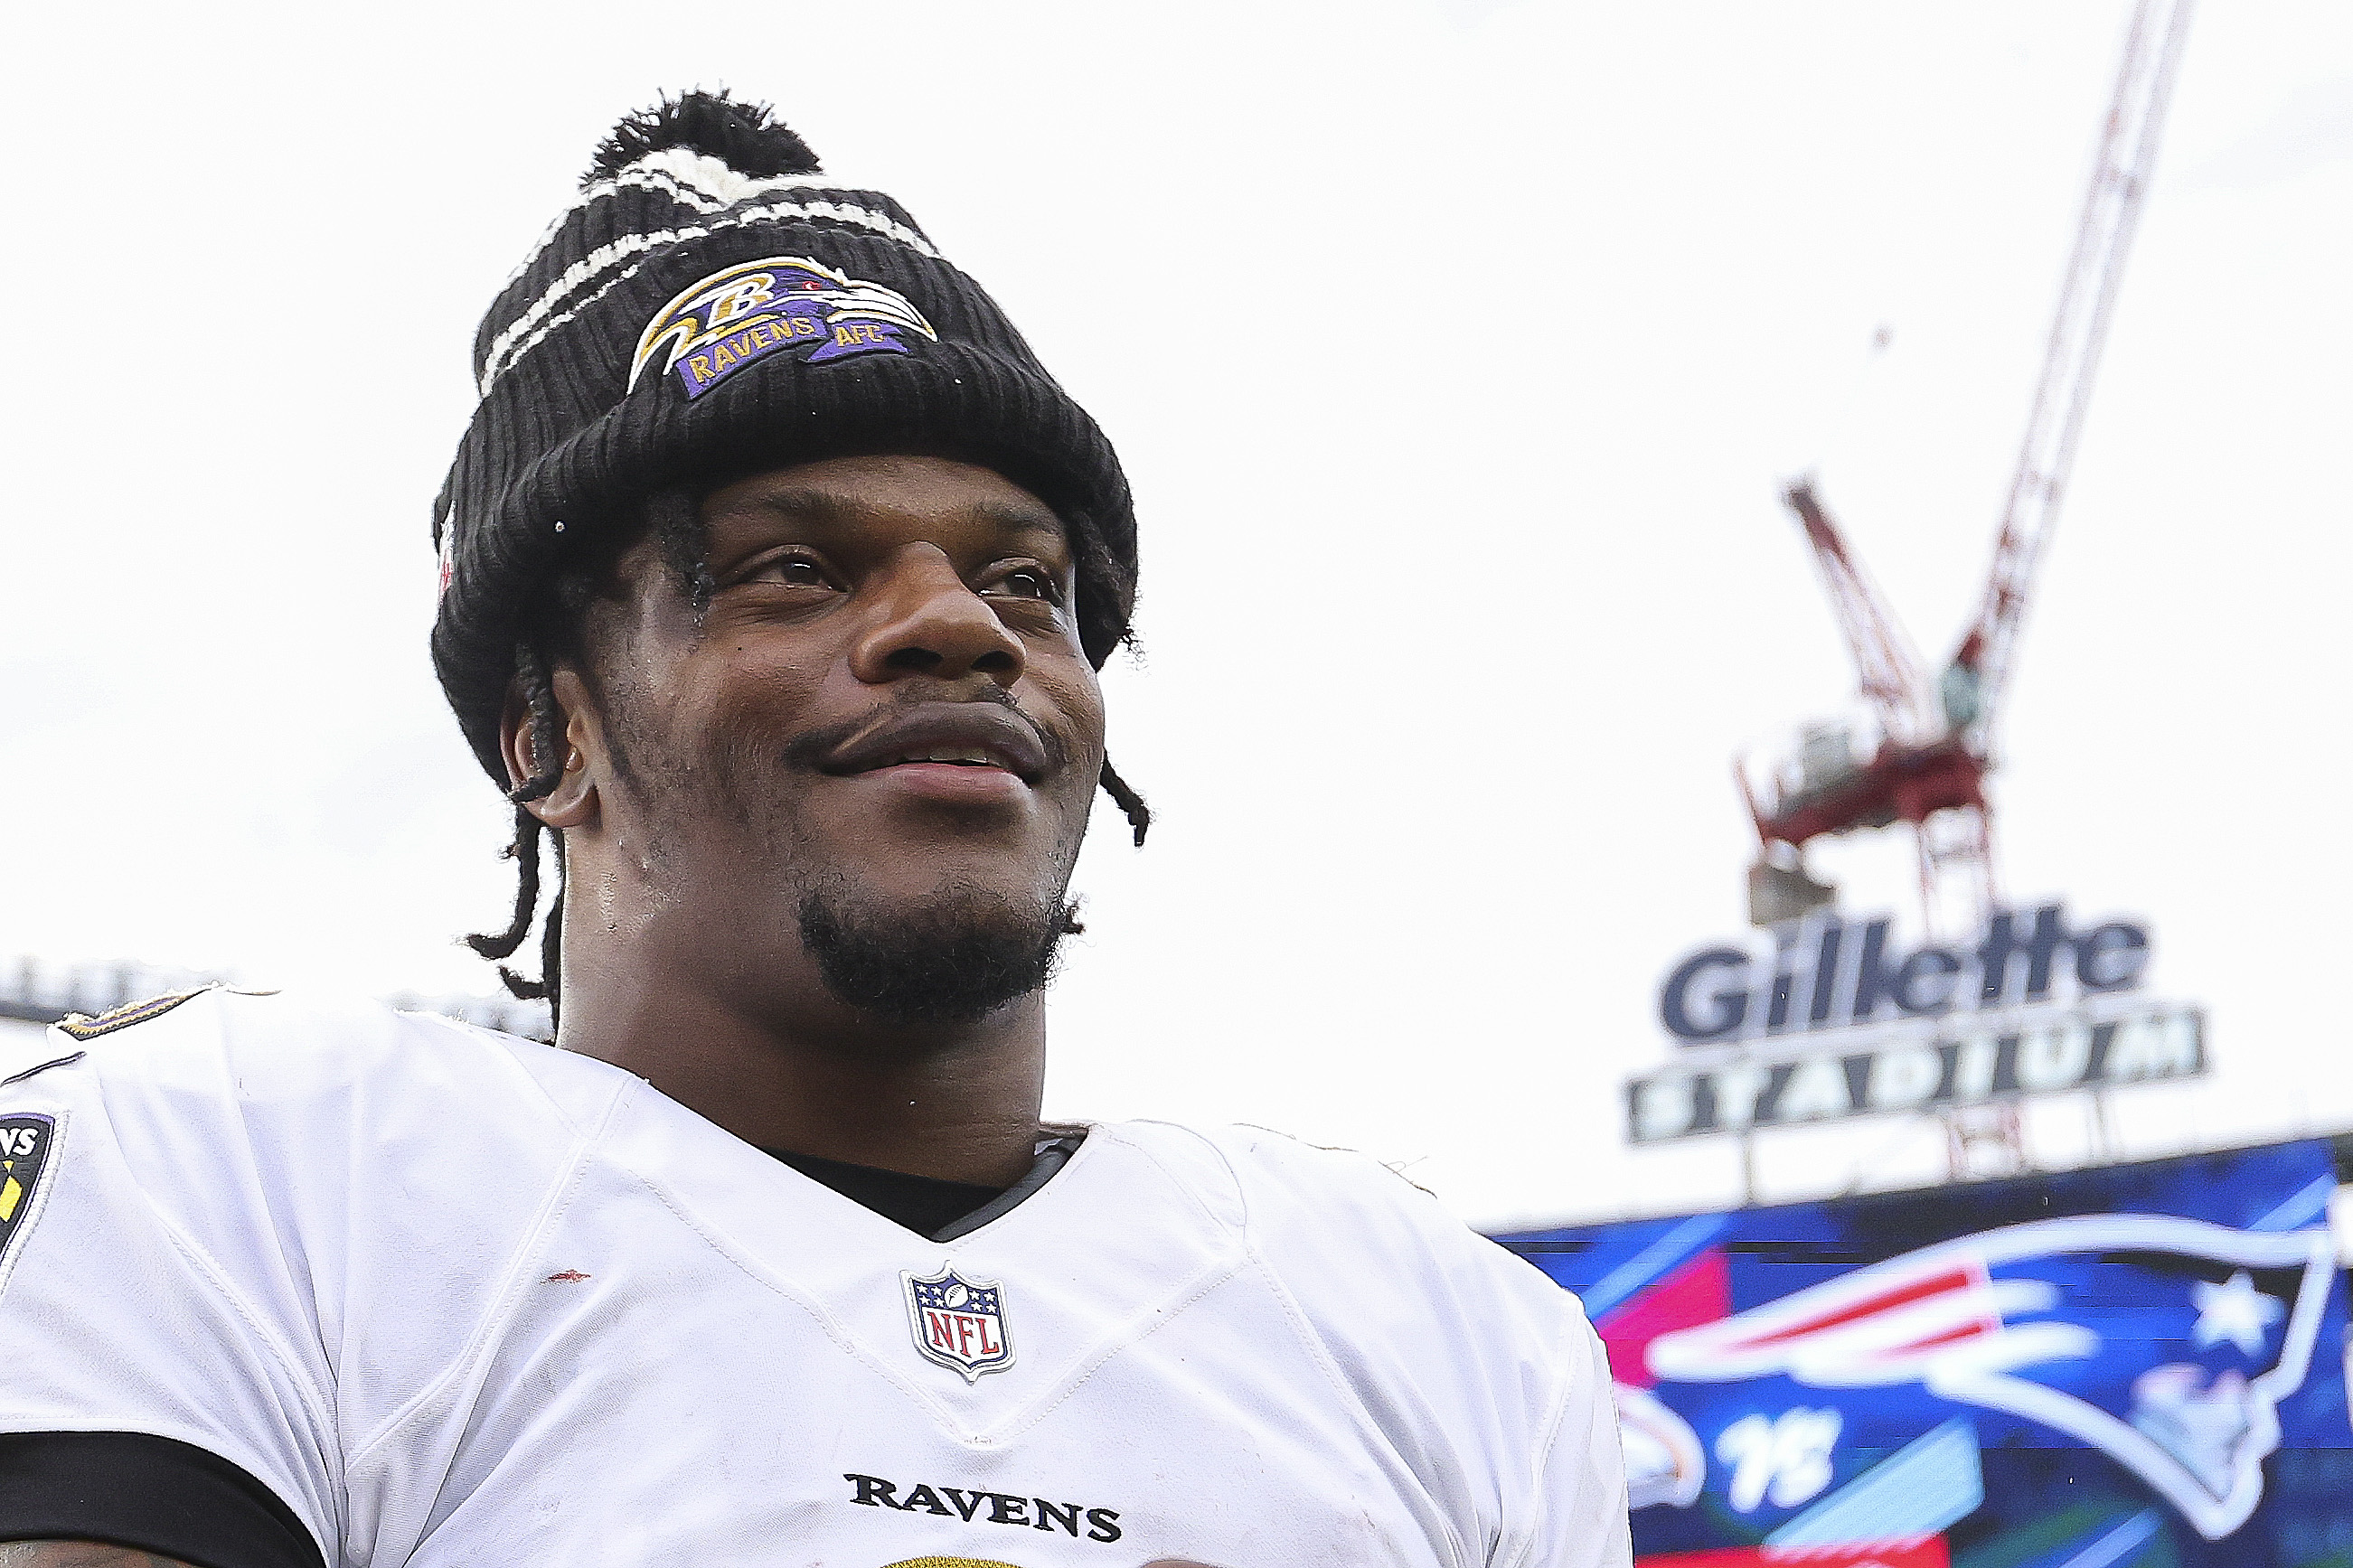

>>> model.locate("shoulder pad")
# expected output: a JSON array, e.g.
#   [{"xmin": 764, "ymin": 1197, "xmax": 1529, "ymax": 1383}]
[{"xmin": 56, "ymin": 987, "xmax": 212, "ymax": 1042}]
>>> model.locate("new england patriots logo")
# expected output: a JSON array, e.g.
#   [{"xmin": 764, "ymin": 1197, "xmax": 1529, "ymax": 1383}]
[
  {"xmin": 1642, "ymin": 1215, "xmax": 2334, "ymax": 1540},
  {"xmin": 628, "ymin": 256, "xmax": 937, "ymax": 399}
]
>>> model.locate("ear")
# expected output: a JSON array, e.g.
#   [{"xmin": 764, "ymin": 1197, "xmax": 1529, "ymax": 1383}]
[{"xmin": 497, "ymin": 667, "xmax": 603, "ymax": 831}]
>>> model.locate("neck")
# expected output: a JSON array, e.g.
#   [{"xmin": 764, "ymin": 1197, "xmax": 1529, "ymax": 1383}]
[{"xmin": 551, "ymin": 903, "xmax": 1050, "ymax": 1190}]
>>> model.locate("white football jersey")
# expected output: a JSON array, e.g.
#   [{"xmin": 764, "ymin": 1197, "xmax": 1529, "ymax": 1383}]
[{"xmin": 0, "ymin": 989, "xmax": 1629, "ymax": 1567}]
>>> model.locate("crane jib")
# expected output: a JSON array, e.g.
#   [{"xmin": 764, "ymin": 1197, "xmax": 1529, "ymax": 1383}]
[{"xmin": 1745, "ymin": 0, "xmax": 2196, "ymax": 949}]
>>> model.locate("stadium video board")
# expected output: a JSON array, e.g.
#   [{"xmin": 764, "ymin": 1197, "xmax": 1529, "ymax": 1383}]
[{"xmin": 1493, "ymin": 1139, "xmax": 2353, "ymax": 1567}]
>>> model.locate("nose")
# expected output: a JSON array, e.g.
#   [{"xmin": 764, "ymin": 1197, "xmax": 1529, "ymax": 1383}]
[{"xmin": 848, "ymin": 544, "xmax": 1027, "ymax": 689}]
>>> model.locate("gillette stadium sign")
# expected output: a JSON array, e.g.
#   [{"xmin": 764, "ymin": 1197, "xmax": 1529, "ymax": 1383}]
[{"xmin": 1625, "ymin": 903, "xmax": 2205, "ymax": 1143}]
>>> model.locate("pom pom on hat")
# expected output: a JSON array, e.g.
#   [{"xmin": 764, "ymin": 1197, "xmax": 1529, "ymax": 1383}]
[{"xmin": 585, "ymin": 89, "xmax": 822, "ymax": 185}]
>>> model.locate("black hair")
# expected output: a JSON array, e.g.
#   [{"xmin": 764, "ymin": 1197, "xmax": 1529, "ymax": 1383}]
[{"xmin": 465, "ymin": 493, "xmax": 1148, "ymax": 1020}]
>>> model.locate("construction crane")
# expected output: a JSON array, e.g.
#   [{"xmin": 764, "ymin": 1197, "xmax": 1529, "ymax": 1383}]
[
  {"xmin": 1737, "ymin": 480, "xmax": 1992, "ymax": 934},
  {"xmin": 1740, "ymin": 0, "xmax": 2195, "ymax": 945}
]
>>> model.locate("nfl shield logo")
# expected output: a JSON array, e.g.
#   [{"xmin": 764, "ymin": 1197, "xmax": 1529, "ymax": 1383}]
[{"xmin": 903, "ymin": 1265, "xmax": 1016, "ymax": 1382}]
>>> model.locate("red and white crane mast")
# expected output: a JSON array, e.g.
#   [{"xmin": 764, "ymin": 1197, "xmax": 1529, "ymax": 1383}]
[
  {"xmin": 1943, "ymin": 0, "xmax": 2197, "ymax": 754},
  {"xmin": 1744, "ymin": 0, "xmax": 2195, "ymax": 944}
]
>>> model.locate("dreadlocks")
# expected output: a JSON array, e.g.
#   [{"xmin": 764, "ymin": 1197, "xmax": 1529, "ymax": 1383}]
[
  {"xmin": 462, "ymin": 640, "xmax": 565, "ymax": 1009},
  {"xmin": 464, "ymin": 491, "xmax": 1149, "ymax": 1019},
  {"xmin": 462, "ymin": 499, "xmax": 695, "ymax": 1021}
]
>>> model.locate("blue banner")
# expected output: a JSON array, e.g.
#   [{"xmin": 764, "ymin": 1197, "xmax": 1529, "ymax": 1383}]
[{"xmin": 1493, "ymin": 1140, "xmax": 2353, "ymax": 1567}]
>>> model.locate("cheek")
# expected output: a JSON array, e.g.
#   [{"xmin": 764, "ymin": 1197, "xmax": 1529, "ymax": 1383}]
[
  {"xmin": 620, "ymin": 643, "xmax": 835, "ymax": 798},
  {"xmin": 1035, "ymin": 664, "xmax": 1108, "ymax": 796},
  {"xmin": 710, "ymin": 651, "xmax": 831, "ymax": 734}
]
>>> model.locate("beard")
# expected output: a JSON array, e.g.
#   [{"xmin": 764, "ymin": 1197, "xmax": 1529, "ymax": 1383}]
[
  {"xmin": 588, "ymin": 661, "xmax": 1090, "ymax": 1028},
  {"xmin": 796, "ymin": 877, "xmax": 1077, "ymax": 1026}
]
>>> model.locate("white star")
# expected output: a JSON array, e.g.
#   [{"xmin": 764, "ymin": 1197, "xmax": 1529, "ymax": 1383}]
[{"xmin": 2191, "ymin": 1270, "xmax": 2282, "ymax": 1357}]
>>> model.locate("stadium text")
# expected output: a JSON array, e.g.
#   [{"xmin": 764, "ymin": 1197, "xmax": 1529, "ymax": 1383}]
[{"xmin": 1624, "ymin": 1000, "xmax": 2204, "ymax": 1142}]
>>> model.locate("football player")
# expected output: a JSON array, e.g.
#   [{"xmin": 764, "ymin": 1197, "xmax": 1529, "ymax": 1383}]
[{"xmin": 0, "ymin": 93, "xmax": 1629, "ymax": 1566}]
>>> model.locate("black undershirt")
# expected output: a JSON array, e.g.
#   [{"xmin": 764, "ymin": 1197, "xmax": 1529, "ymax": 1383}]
[
  {"xmin": 768, "ymin": 1147, "xmax": 1008, "ymax": 1239},
  {"xmin": 0, "ymin": 1136, "xmax": 1080, "ymax": 1567},
  {"xmin": 767, "ymin": 1134, "xmax": 1079, "ymax": 1242}
]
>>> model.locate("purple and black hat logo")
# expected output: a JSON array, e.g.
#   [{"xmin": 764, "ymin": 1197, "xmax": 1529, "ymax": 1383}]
[{"xmin": 628, "ymin": 255, "xmax": 937, "ymax": 399}]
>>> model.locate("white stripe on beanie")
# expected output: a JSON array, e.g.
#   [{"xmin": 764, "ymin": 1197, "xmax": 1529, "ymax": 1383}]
[
  {"xmin": 497, "ymin": 147, "xmax": 886, "ymax": 293},
  {"xmin": 478, "ymin": 196, "xmax": 943, "ymax": 398}
]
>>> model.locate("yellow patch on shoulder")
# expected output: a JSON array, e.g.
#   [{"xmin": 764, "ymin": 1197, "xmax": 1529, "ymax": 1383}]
[{"xmin": 57, "ymin": 987, "xmax": 209, "ymax": 1041}]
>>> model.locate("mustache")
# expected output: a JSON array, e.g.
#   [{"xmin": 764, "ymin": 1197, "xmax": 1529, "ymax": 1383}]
[{"xmin": 780, "ymin": 687, "xmax": 1070, "ymax": 775}]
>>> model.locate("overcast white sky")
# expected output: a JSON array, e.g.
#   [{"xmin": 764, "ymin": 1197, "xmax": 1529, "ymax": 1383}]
[{"xmin": 1, "ymin": 2, "xmax": 2347, "ymax": 1229}]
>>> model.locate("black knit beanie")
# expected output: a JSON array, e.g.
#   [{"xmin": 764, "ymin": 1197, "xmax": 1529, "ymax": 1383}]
[{"xmin": 430, "ymin": 91, "xmax": 1137, "ymax": 784}]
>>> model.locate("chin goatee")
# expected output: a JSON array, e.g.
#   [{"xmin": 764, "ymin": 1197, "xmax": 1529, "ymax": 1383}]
[{"xmin": 797, "ymin": 882, "xmax": 1076, "ymax": 1026}]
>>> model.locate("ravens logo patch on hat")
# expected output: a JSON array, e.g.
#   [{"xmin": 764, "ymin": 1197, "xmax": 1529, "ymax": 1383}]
[{"xmin": 628, "ymin": 255, "xmax": 937, "ymax": 399}]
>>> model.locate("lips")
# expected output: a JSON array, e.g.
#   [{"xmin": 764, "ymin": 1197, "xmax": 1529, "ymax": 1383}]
[{"xmin": 819, "ymin": 702, "xmax": 1053, "ymax": 784}]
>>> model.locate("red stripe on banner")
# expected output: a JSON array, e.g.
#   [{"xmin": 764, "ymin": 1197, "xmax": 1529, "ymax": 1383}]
[
  {"xmin": 1882, "ymin": 1317, "xmax": 2000, "ymax": 1358},
  {"xmin": 1637, "ymin": 1536, "xmax": 1946, "ymax": 1568},
  {"xmin": 1732, "ymin": 1267, "xmax": 1978, "ymax": 1350}
]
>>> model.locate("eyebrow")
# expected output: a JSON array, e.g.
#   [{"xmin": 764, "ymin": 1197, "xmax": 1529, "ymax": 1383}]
[{"xmin": 734, "ymin": 485, "xmax": 1068, "ymax": 543}]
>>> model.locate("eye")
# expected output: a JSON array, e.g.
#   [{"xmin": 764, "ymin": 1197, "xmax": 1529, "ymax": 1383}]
[
  {"xmin": 991, "ymin": 566, "xmax": 1062, "ymax": 604},
  {"xmin": 744, "ymin": 549, "xmax": 838, "ymax": 589}
]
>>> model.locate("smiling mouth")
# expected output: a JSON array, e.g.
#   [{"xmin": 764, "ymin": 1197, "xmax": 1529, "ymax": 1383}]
[
  {"xmin": 855, "ymin": 750, "xmax": 1032, "ymax": 805},
  {"xmin": 874, "ymin": 750, "xmax": 1013, "ymax": 771},
  {"xmin": 819, "ymin": 701, "xmax": 1055, "ymax": 784}
]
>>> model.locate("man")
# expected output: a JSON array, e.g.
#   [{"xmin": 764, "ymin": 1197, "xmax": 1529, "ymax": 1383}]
[{"xmin": 0, "ymin": 93, "xmax": 1629, "ymax": 1566}]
